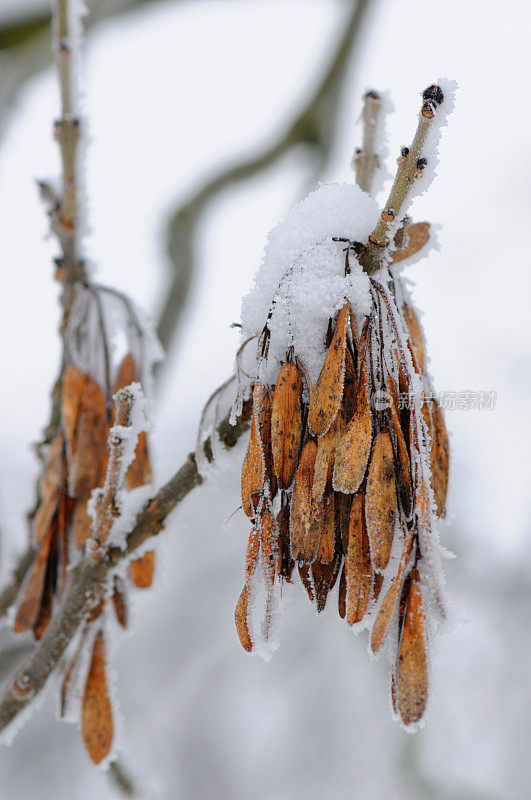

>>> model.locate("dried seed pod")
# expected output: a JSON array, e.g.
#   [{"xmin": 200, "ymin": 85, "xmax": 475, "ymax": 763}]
[
  {"xmin": 421, "ymin": 401, "xmax": 433, "ymax": 443},
  {"xmin": 312, "ymin": 414, "xmax": 343, "ymax": 502},
  {"xmin": 33, "ymin": 433, "xmax": 65, "ymax": 545},
  {"xmin": 317, "ymin": 493, "xmax": 335, "ymax": 564},
  {"xmin": 13, "ymin": 530, "xmax": 53, "ymax": 633},
  {"xmin": 342, "ymin": 349, "xmax": 357, "ymax": 421},
  {"xmin": 396, "ymin": 568, "xmax": 428, "ymax": 725},
  {"xmin": 32, "ymin": 545, "xmax": 56, "ymax": 640},
  {"xmin": 338, "ymin": 565, "xmax": 346, "ymax": 619},
  {"xmin": 259, "ymin": 386, "xmax": 276, "ymax": 498},
  {"xmin": 429, "ymin": 399, "xmax": 449, "ymax": 516},
  {"xmin": 113, "ymin": 354, "xmax": 152, "ymax": 489},
  {"xmin": 308, "ymin": 302, "xmax": 349, "ymax": 436},
  {"xmin": 345, "ymin": 494, "xmax": 372, "ymax": 625},
  {"xmin": 370, "ymin": 530, "xmax": 414, "ymax": 653},
  {"xmin": 112, "ymin": 575, "xmax": 128, "ymax": 629},
  {"xmin": 130, "ymin": 550, "xmax": 155, "ymax": 588},
  {"xmin": 365, "ymin": 429, "xmax": 397, "ymax": 571},
  {"xmin": 241, "ymin": 415, "xmax": 264, "ymax": 517},
  {"xmin": 245, "ymin": 527, "xmax": 260, "ymax": 580},
  {"xmin": 126, "ymin": 430, "xmax": 152, "ymax": 489},
  {"xmin": 335, "ymin": 492, "xmax": 352, "ymax": 554},
  {"xmin": 259, "ymin": 506, "xmax": 278, "ymax": 585},
  {"xmin": 387, "ymin": 376, "xmax": 412, "ymax": 516},
  {"xmin": 298, "ymin": 563, "xmax": 315, "ymax": 603},
  {"xmin": 402, "ymin": 303, "xmax": 425, "ymax": 374},
  {"xmin": 390, "ymin": 222, "xmax": 430, "ymax": 264},
  {"xmin": 333, "ymin": 355, "xmax": 373, "ymax": 494},
  {"xmin": 61, "ymin": 364, "xmax": 86, "ymax": 464},
  {"xmin": 241, "ymin": 382, "xmax": 272, "ymax": 517},
  {"xmin": 271, "ymin": 360, "xmax": 302, "ymax": 489},
  {"xmin": 311, "ymin": 549, "xmax": 342, "ymax": 613},
  {"xmin": 81, "ymin": 630, "xmax": 114, "ymax": 764},
  {"xmin": 349, "ymin": 309, "xmax": 360, "ymax": 352},
  {"xmin": 276, "ymin": 504, "xmax": 294, "ymax": 581},
  {"xmin": 69, "ymin": 378, "xmax": 108, "ymax": 498},
  {"xmin": 73, "ymin": 498, "xmax": 92, "ymax": 550},
  {"xmin": 391, "ymin": 668, "xmax": 399, "ymax": 715},
  {"xmin": 290, "ymin": 441, "xmax": 322, "ymax": 563},
  {"xmin": 372, "ymin": 572, "xmax": 384, "ymax": 603},
  {"xmin": 235, "ymin": 585, "xmax": 253, "ymax": 652},
  {"xmin": 412, "ymin": 473, "xmax": 445, "ymax": 617},
  {"xmin": 356, "ymin": 319, "xmax": 370, "ymax": 375}
]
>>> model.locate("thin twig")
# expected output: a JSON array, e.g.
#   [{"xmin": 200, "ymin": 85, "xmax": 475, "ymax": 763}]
[
  {"xmin": 92, "ymin": 387, "xmax": 141, "ymax": 546},
  {"xmin": 0, "ymin": 2, "xmax": 190, "ymax": 142},
  {"xmin": 108, "ymin": 758, "xmax": 137, "ymax": 797},
  {"xmin": 52, "ymin": 0, "xmax": 85, "ymax": 288},
  {"xmin": 0, "ymin": 399, "xmax": 251, "ymax": 734},
  {"xmin": 156, "ymin": 0, "xmax": 371, "ymax": 357},
  {"xmin": 32, "ymin": 0, "xmax": 87, "ymax": 459},
  {"xmin": 362, "ymin": 84, "xmax": 444, "ymax": 275},
  {"xmin": 353, "ymin": 90, "xmax": 383, "ymax": 196},
  {"xmin": 5, "ymin": 0, "xmax": 89, "ymax": 628}
]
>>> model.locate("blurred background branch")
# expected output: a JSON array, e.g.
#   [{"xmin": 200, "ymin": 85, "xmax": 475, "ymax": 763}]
[
  {"xmin": 0, "ymin": 0, "xmax": 372, "ymax": 622},
  {"xmin": 0, "ymin": 0, "xmax": 191, "ymax": 139},
  {"xmin": 156, "ymin": 0, "xmax": 372, "ymax": 362}
]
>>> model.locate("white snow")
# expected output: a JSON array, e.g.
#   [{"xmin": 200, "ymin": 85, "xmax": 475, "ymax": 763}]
[
  {"xmin": 0, "ymin": 1, "xmax": 530, "ymax": 798},
  {"xmin": 87, "ymin": 381, "xmax": 150, "ymax": 551},
  {"xmin": 238, "ymin": 182, "xmax": 378, "ymax": 392}
]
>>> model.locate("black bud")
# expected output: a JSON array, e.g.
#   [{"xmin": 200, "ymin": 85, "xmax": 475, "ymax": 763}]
[
  {"xmin": 416, "ymin": 157, "xmax": 427, "ymax": 169},
  {"xmin": 364, "ymin": 89, "xmax": 380, "ymax": 100},
  {"xmin": 422, "ymin": 84, "xmax": 444, "ymax": 105},
  {"xmin": 401, "ymin": 146, "xmax": 410, "ymax": 157}
]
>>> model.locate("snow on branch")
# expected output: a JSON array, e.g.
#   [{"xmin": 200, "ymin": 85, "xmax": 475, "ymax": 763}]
[
  {"xmin": 362, "ymin": 79, "xmax": 456, "ymax": 275},
  {"xmin": 88, "ymin": 383, "xmax": 148, "ymax": 552},
  {"xmin": 353, "ymin": 89, "xmax": 390, "ymax": 198},
  {"xmin": 0, "ymin": 398, "xmax": 251, "ymax": 738}
]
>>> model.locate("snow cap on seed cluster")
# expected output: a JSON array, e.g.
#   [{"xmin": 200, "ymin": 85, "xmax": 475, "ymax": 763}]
[{"xmin": 240, "ymin": 183, "xmax": 380, "ymax": 388}]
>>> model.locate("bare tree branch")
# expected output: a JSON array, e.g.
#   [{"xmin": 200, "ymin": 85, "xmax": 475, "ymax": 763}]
[
  {"xmin": 353, "ymin": 89, "xmax": 383, "ymax": 195},
  {"xmin": 92, "ymin": 386, "xmax": 142, "ymax": 546},
  {"xmin": 0, "ymin": 399, "xmax": 251, "ymax": 734},
  {"xmin": 362, "ymin": 84, "xmax": 445, "ymax": 275},
  {"xmin": 0, "ymin": 1, "xmax": 197, "ymax": 138}
]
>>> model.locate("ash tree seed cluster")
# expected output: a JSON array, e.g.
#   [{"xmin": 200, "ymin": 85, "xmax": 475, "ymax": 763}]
[
  {"xmin": 234, "ymin": 82, "xmax": 453, "ymax": 728},
  {"xmin": 14, "ymin": 346, "xmax": 156, "ymax": 764},
  {"xmin": 8, "ymin": 0, "xmax": 162, "ymax": 765}
]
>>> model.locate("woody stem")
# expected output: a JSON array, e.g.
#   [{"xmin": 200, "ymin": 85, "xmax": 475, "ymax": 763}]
[
  {"xmin": 362, "ymin": 87, "xmax": 442, "ymax": 275},
  {"xmin": 354, "ymin": 90, "xmax": 383, "ymax": 196},
  {"xmin": 53, "ymin": 0, "xmax": 85, "ymax": 286},
  {"xmin": 0, "ymin": 400, "xmax": 251, "ymax": 734}
]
